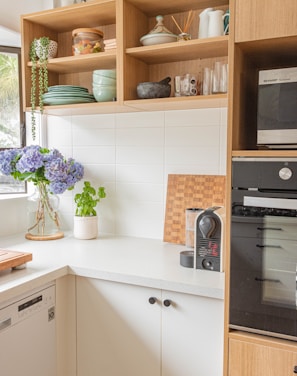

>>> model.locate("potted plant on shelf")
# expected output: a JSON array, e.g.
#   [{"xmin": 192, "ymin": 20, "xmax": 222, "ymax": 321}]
[
  {"xmin": 74, "ymin": 180, "xmax": 106, "ymax": 239},
  {"xmin": 30, "ymin": 36, "xmax": 58, "ymax": 140}
]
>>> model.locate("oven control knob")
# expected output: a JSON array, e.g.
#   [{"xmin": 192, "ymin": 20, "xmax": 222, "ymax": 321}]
[{"xmin": 279, "ymin": 167, "xmax": 292, "ymax": 180}]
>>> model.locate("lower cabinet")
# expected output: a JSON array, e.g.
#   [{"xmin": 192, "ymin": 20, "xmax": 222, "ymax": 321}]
[
  {"xmin": 76, "ymin": 277, "xmax": 224, "ymax": 376},
  {"xmin": 229, "ymin": 332, "xmax": 297, "ymax": 376}
]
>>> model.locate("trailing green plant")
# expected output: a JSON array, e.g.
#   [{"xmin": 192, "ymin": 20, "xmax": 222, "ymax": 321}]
[
  {"xmin": 29, "ymin": 36, "xmax": 50, "ymax": 140},
  {"xmin": 74, "ymin": 181, "xmax": 106, "ymax": 217}
]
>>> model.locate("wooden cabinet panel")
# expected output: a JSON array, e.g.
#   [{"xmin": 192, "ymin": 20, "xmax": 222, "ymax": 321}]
[
  {"xmin": 229, "ymin": 333, "xmax": 297, "ymax": 376},
  {"xmin": 235, "ymin": 0, "xmax": 297, "ymax": 42}
]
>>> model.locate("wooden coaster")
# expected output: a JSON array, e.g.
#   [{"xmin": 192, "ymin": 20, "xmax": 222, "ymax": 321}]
[{"xmin": 25, "ymin": 231, "xmax": 64, "ymax": 241}]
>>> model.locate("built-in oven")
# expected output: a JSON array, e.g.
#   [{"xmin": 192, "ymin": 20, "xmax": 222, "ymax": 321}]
[{"xmin": 230, "ymin": 157, "xmax": 297, "ymax": 341}]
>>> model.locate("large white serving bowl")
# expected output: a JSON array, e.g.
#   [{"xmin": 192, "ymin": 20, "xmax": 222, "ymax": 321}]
[
  {"xmin": 140, "ymin": 33, "xmax": 177, "ymax": 46},
  {"xmin": 92, "ymin": 85, "xmax": 116, "ymax": 102}
]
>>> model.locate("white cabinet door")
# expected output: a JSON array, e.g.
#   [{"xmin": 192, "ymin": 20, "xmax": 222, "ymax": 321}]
[
  {"xmin": 161, "ymin": 290, "xmax": 224, "ymax": 376},
  {"xmin": 76, "ymin": 277, "xmax": 161, "ymax": 376},
  {"xmin": 76, "ymin": 277, "xmax": 224, "ymax": 376}
]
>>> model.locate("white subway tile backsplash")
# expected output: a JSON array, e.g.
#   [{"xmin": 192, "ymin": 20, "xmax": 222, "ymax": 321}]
[
  {"xmin": 116, "ymin": 146, "xmax": 163, "ymax": 164},
  {"xmin": 0, "ymin": 107, "xmax": 226, "ymax": 238},
  {"xmin": 46, "ymin": 115, "xmax": 72, "ymax": 147},
  {"xmin": 165, "ymin": 108, "xmax": 222, "ymax": 126},
  {"xmin": 116, "ymin": 182, "xmax": 164, "ymax": 202},
  {"xmin": 116, "ymin": 164, "xmax": 163, "ymax": 184},
  {"xmin": 73, "ymin": 128, "xmax": 116, "ymax": 146},
  {"xmin": 72, "ymin": 113, "xmax": 116, "ymax": 128},
  {"xmin": 73, "ymin": 146, "xmax": 116, "ymax": 164},
  {"xmin": 116, "ymin": 111, "xmax": 164, "ymax": 128},
  {"xmin": 165, "ymin": 125, "xmax": 220, "ymax": 147},
  {"xmin": 116, "ymin": 127, "xmax": 164, "ymax": 146}
]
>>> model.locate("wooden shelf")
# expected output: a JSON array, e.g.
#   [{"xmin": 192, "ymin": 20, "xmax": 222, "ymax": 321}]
[
  {"xmin": 28, "ymin": 93, "xmax": 227, "ymax": 116},
  {"xmin": 232, "ymin": 150, "xmax": 297, "ymax": 158},
  {"xmin": 21, "ymin": 0, "xmax": 116, "ymax": 31},
  {"xmin": 125, "ymin": 93, "xmax": 228, "ymax": 111},
  {"xmin": 27, "ymin": 50, "xmax": 117, "ymax": 74},
  {"xmin": 126, "ymin": 36, "xmax": 228, "ymax": 64}
]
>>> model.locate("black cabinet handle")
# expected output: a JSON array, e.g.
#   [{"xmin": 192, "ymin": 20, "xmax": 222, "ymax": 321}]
[
  {"xmin": 148, "ymin": 297, "xmax": 157, "ymax": 304},
  {"xmin": 163, "ymin": 299, "xmax": 171, "ymax": 307},
  {"xmin": 293, "ymin": 365, "xmax": 297, "ymax": 374}
]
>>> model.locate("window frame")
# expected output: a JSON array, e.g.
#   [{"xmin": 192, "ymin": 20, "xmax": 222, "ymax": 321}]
[{"xmin": 0, "ymin": 45, "xmax": 26, "ymax": 194}]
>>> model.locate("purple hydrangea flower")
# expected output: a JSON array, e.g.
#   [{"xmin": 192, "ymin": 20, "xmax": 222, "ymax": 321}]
[
  {"xmin": 0, "ymin": 149, "xmax": 19, "ymax": 175},
  {"xmin": 0, "ymin": 145, "xmax": 84, "ymax": 194},
  {"xmin": 16, "ymin": 146, "xmax": 44, "ymax": 173}
]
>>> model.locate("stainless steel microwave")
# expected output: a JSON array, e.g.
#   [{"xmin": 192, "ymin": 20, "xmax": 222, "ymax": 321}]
[{"xmin": 257, "ymin": 67, "xmax": 297, "ymax": 148}]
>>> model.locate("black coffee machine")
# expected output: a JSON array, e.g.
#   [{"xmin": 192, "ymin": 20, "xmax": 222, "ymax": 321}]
[{"xmin": 194, "ymin": 206, "xmax": 224, "ymax": 272}]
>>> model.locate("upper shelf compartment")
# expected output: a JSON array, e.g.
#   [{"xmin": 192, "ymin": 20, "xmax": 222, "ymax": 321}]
[
  {"xmin": 21, "ymin": 1, "xmax": 116, "ymax": 32},
  {"xmin": 125, "ymin": 0, "xmax": 229, "ymax": 16},
  {"xmin": 21, "ymin": 0, "xmax": 117, "ymax": 110},
  {"xmin": 126, "ymin": 36, "xmax": 228, "ymax": 64}
]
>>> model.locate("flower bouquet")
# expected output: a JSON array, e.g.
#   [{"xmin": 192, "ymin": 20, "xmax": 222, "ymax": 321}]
[{"xmin": 0, "ymin": 145, "xmax": 84, "ymax": 239}]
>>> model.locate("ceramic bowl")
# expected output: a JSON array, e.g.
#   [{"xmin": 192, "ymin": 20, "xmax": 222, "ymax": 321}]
[
  {"xmin": 93, "ymin": 75, "xmax": 116, "ymax": 86},
  {"xmin": 93, "ymin": 85, "xmax": 116, "ymax": 102},
  {"xmin": 140, "ymin": 33, "xmax": 177, "ymax": 46},
  {"xmin": 93, "ymin": 69, "xmax": 116, "ymax": 79},
  {"xmin": 137, "ymin": 77, "xmax": 171, "ymax": 99}
]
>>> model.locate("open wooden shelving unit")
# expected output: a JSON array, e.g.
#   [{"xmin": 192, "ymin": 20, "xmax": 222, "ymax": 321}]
[{"xmin": 21, "ymin": 0, "xmax": 230, "ymax": 116}]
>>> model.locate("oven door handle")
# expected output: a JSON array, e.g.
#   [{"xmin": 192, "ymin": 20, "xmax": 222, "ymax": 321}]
[
  {"xmin": 255, "ymin": 277, "xmax": 281, "ymax": 283},
  {"xmin": 256, "ymin": 244, "xmax": 282, "ymax": 249},
  {"xmin": 257, "ymin": 227, "xmax": 283, "ymax": 231}
]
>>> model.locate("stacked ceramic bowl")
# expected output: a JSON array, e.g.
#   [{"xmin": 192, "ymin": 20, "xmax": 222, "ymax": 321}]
[{"xmin": 92, "ymin": 69, "xmax": 116, "ymax": 102}]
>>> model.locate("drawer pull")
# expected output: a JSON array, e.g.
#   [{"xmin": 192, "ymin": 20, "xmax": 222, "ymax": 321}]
[{"xmin": 293, "ymin": 365, "xmax": 297, "ymax": 373}]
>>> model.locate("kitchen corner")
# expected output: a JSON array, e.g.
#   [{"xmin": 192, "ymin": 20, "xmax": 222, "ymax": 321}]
[{"xmin": 0, "ymin": 232, "xmax": 224, "ymax": 302}]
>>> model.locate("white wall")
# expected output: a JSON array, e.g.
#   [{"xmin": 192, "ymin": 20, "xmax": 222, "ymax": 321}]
[
  {"xmin": 44, "ymin": 108, "xmax": 227, "ymax": 239},
  {"xmin": 0, "ymin": 1, "xmax": 49, "ymax": 32}
]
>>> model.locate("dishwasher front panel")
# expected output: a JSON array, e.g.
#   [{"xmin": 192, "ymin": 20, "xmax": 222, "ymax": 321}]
[{"xmin": 0, "ymin": 283, "xmax": 56, "ymax": 376}]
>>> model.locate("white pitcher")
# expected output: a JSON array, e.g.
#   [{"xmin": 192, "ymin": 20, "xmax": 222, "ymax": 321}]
[
  {"xmin": 207, "ymin": 10, "xmax": 224, "ymax": 38},
  {"xmin": 198, "ymin": 8, "xmax": 213, "ymax": 38}
]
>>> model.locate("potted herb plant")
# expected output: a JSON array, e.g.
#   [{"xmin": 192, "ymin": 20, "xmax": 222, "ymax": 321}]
[
  {"xmin": 74, "ymin": 180, "xmax": 106, "ymax": 239},
  {"xmin": 30, "ymin": 36, "xmax": 58, "ymax": 140}
]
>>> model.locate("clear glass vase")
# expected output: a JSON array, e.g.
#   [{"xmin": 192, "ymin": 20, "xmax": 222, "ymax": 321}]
[{"xmin": 26, "ymin": 182, "xmax": 64, "ymax": 240}]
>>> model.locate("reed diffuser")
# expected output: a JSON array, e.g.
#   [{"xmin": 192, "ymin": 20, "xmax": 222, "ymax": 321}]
[{"xmin": 171, "ymin": 10, "xmax": 195, "ymax": 41}]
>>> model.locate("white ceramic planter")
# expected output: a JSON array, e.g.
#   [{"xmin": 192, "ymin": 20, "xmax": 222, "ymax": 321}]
[{"xmin": 73, "ymin": 216, "xmax": 98, "ymax": 240}]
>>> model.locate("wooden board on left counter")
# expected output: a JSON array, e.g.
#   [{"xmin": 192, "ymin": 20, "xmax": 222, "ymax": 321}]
[{"xmin": 0, "ymin": 249, "xmax": 32, "ymax": 271}]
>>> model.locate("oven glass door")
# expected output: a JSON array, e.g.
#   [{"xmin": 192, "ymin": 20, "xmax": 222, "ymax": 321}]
[{"xmin": 230, "ymin": 200, "xmax": 297, "ymax": 341}]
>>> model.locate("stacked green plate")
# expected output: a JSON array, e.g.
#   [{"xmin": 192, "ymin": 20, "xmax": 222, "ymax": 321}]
[{"xmin": 43, "ymin": 85, "xmax": 96, "ymax": 105}]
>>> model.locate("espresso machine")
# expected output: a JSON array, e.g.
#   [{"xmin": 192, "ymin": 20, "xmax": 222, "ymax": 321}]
[{"xmin": 194, "ymin": 206, "xmax": 224, "ymax": 272}]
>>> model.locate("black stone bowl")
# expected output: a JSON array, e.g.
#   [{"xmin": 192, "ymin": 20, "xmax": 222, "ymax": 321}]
[{"xmin": 137, "ymin": 77, "xmax": 171, "ymax": 99}]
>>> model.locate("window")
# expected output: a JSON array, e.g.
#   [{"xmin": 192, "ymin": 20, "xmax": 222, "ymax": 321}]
[{"xmin": 0, "ymin": 45, "xmax": 25, "ymax": 193}]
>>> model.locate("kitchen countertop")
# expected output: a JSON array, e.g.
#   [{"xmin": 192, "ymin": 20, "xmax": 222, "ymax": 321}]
[{"xmin": 0, "ymin": 233, "xmax": 224, "ymax": 303}]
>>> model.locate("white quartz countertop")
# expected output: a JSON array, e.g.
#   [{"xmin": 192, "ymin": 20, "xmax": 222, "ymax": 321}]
[{"xmin": 0, "ymin": 233, "xmax": 224, "ymax": 302}]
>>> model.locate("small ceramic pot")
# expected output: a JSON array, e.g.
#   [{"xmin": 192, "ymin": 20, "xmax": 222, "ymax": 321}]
[
  {"xmin": 73, "ymin": 216, "xmax": 98, "ymax": 240},
  {"xmin": 35, "ymin": 39, "xmax": 58, "ymax": 60}
]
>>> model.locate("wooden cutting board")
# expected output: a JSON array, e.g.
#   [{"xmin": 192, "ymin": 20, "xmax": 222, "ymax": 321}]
[
  {"xmin": 163, "ymin": 174, "xmax": 226, "ymax": 244},
  {"xmin": 0, "ymin": 249, "xmax": 32, "ymax": 271}
]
